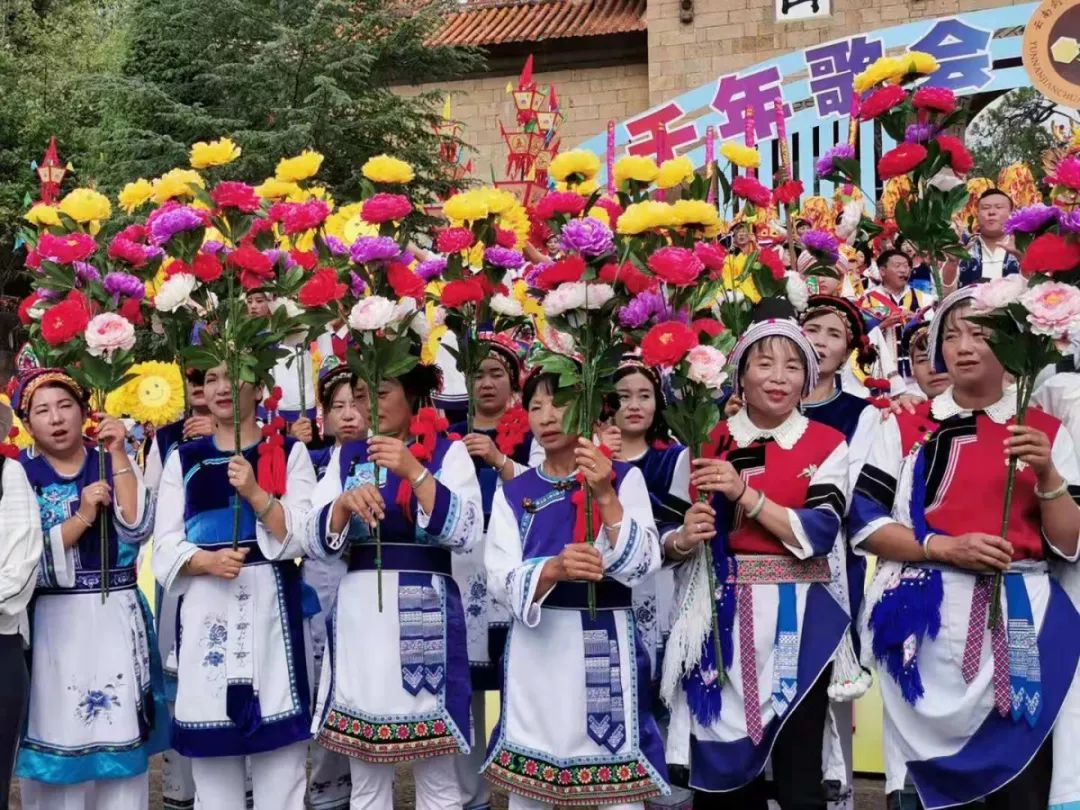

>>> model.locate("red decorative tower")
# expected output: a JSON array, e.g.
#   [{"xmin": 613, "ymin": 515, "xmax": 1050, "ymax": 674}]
[{"xmin": 36, "ymin": 137, "xmax": 67, "ymax": 205}]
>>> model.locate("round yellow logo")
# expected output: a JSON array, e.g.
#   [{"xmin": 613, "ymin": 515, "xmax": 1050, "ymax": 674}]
[{"xmin": 1024, "ymin": 0, "xmax": 1080, "ymax": 106}]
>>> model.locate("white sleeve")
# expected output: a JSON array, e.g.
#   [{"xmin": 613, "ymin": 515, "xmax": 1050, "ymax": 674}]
[
  {"xmin": 849, "ymin": 415, "xmax": 906, "ymax": 552},
  {"xmin": 598, "ymin": 465, "xmax": 661, "ymax": 586},
  {"xmin": 257, "ymin": 441, "xmax": 316, "ymax": 561},
  {"xmin": 659, "ymin": 449, "xmax": 692, "ymax": 550},
  {"xmin": 1033, "ymin": 374, "xmax": 1080, "ymax": 454},
  {"xmin": 1045, "ymin": 426, "xmax": 1080, "ymax": 562},
  {"xmin": 485, "ymin": 486, "xmax": 551, "ymax": 628},
  {"xmin": 113, "ymin": 457, "xmax": 154, "ymax": 544},
  {"xmin": 527, "ymin": 439, "xmax": 546, "ymax": 469},
  {"xmin": 846, "ymin": 406, "xmax": 882, "ymax": 507},
  {"xmin": 0, "ymin": 461, "xmax": 42, "ymax": 618},
  {"xmin": 152, "ymin": 450, "xmax": 200, "ymax": 595},
  {"xmin": 143, "ymin": 436, "xmax": 164, "ymax": 491},
  {"xmin": 417, "ymin": 440, "xmax": 483, "ymax": 552}
]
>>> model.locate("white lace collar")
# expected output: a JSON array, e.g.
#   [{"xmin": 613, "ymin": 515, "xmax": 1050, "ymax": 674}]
[
  {"xmin": 930, "ymin": 384, "xmax": 1017, "ymax": 424},
  {"xmin": 728, "ymin": 407, "xmax": 809, "ymax": 450}
]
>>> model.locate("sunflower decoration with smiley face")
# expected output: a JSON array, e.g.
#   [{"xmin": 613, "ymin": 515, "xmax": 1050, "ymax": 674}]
[{"xmin": 105, "ymin": 361, "xmax": 185, "ymax": 427}]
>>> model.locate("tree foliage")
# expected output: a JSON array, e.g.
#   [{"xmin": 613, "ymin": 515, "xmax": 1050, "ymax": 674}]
[{"xmin": 968, "ymin": 88, "xmax": 1076, "ymax": 184}]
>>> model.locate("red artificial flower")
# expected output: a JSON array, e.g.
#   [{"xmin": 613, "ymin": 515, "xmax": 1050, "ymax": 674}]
[
  {"xmin": 246, "ymin": 218, "xmax": 275, "ymax": 241},
  {"xmin": 496, "ymin": 406, "xmax": 530, "ymax": 455},
  {"xmin": 495, "ymin": 227, "xmax": 517, "ymax": 248},
  {"xmin": 227, "ymin": 244, "xmax": 275, "ymax": 290},
  {"xmin": 387, "ymin": 261, "xmax": 426, "ymax": 301},
  {"xmin": 731, "ymin": 175, "xmax": 771, "ymax": 208},
  {"xmin": 534, "ymin": 255, "xmax": 586, "ymax": 291},
  {"xmin": 164, "ymin": 259, "xmax": 191, "ymax": 278},
  {"xmin": 529, "ymin": 217, "xmax": 553, "ymax": 249},
  {"xmin": 533, "ymin": 191, "xmax": 587, "ymax": 220},
  {"xmin": 24, "ymin": 249, "xmax": 40, "ymax": 271},
  {"xmin": 36, "ymin": 232, "xmax": 97, "ymax": 265},
  {"xmin": 598, "ymin": 261, "xmax": 654, "ymax": 295},
  {"xmin": 641, "ymin": 321, "xmax": 698, "ymax": 368},
  {"xmin": 694, "ymin": 242, "xmax": 728, "ymax": 278},
  {"xmin": 40, "ymin": 298, "xmax": 91, "ymax": 347},
  {"xmin": 192, "ymin": 251, "xmax": 224, "ymax": 283},
  {"xmin": 692, "ymin": 317, "xmax": 724, "ymax": 338},
  {"xmin": 912, "ymin": 86, "xmax": 956, "ymax": 115},
  {"xmin": 647, "ymin": 246, "xmax": 705, "ymax": 286},
  {"xmin": 289, "ymin": 248, "xmax": 318, "ymax": 270},
  {"xmin": 440, "ymin": 278, "xmax": 486, "ymax": 308},
  {"xmin": 298, "ymin": 267, "xmax": 347, "ymax": 307},
  {"xmin": 435, "ymin": 227, "xmax": 475, "ymax": 254},
  {"xmin": 858, "ymin": 85, "xmax": 907, "ymax": 120},
  {"xmin": 877, "ymin": 143, "xmax": 927, "ymax": 180},
  {"xmin": 211, "ymin": 181, "xmax": 261, "ymax": 213},
  {"xmin": 108, "ymin": 235, "xmax": 150, "ymax": 269},
  {"xmin": 756, "ymin": 248, "xmax": 786, "ymax": 280},
  {"xmin": 18, "ymin": 292, "xmax": 42, "ymax": 325},
  {"xmin": 118, "ymin": 224, "xmax": 147, "ymax": 242},
  {"xmin": 935, "ymin": 135, "xmax": 973, "ymax": 175},
  {"xmin": 361, "ymin": 193, "xmax": 412, "ymax": 225},
  {"xmin": 1021, "ymin": 232, "xmax": 1080, "ymax": 276},
  {"xmin": 119, "ymin": 296, "xmax": 144, "ymax": 326},
  {"xmin": 771, "ymin": 179, "xmax": 804, "ymax": 207},
  {"xmin": 592, "ymin": 197, "xmax": 623, "ymax": 230},
  {"xmin": 1047, "ymin": 156, "xmax": 1080, "ymax": 191}
]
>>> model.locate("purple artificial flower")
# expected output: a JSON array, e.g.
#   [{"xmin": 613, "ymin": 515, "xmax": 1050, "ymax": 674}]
[
  {"xmin": 558, "ymin": 217, "xmax": 615, "ymax": 259},
  {"xmin": 1004, "ymin": 203, "xmax": 1061, "ymax": 235},
  {"xmin": 264, "ymin": 248, "xmax": 296, "ymax": 270},
  {"xmin": 400, "ymin": 250, "xmax": 415, "ymax": 266},
  {"xmin": 350, "ymin": 236, "xmax": 401, "ymax": 264},
  {"xmin": 37, "ymin": 288, "xmax": 60, "ymax": 300},
  {"xmin": 149, "ymin": 206, "xmax": 207, "ymax": 245},
  {"xmin": 202, "ymin": 240, "xmax": 225, "ymax": 254},
  {"xmin": 483, "ymin": 246, "xmax": 525, "ymax": 270},
  {"xmin": 815, "ymin": 144, "xmax": 856, "ymax": 179},
  {"xmin": 322, "ymin": 235, "xmax": 348, "ymax": 256},
  {"xmin": 415, "ymin": 256, "xmax": 448, "ymax": 281},
  {"xmin": 1059, "ymin": 210, "xmax": 1080, "ymax": 234},
  {"xmin": 349, "ymin": 271, "xmax": 366, "ymax": 297},
  {"xmin": 104, "ymin": 271, "xmax": 146, "ymax": 300},
  {"xmin": 800, "ymin": 229, "xmax": 840, "ymax": 263},
  {"xmin": 73, "ymin": 262, "xmax": 100, "ymax": 284},
  {"xmin": 525, "ymin": 262, "xmax": 553, "ymax": 287},
  {"xmin": 904, "ymin": 123, "xmax": 938, "ymax": 144},
  {"xmin": 618, "ymin": 289, "xmax": 665, "ymax": 328}
]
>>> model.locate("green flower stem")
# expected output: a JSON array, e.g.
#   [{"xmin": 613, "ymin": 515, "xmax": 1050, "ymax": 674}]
[
  {"xmin": 692, "ymin": 441, "xmax": 725, "ymax": 686},
  {"xmin": 369, "ymin": 366, "xmax": 383, "ymax": 613},
  {"xmin": 97, "ymin": 388, "xmax": 109, "ymax": 604}
]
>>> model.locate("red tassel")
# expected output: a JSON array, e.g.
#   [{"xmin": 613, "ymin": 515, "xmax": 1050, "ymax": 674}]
[
  {"xmin": 257, "ymin": 439, "xmax": 287, "ymax": 496},
  {"xmin": 395, "ymin": 480, "xmax": 414, "ymax": 524}
]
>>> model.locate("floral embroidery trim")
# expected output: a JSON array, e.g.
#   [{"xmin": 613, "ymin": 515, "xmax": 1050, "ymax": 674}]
[
  {"xmin": 317, "ymin": 708, "xmax": 461, "ymax": 764},
  {"xmin": 484, "ymin": 744, "xmax": 663, "ymax": 806}
]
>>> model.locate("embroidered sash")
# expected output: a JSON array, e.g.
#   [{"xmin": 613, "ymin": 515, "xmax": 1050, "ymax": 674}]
[{"xmin": 582, "ymin": 610, "xmax": 626, "ymax": 754}]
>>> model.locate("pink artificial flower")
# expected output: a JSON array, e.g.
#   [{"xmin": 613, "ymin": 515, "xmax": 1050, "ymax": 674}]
[
  {"xmin": 972, "ymin": 275, "xmax": 1027, "ymax": 312},
  {"xmin": 685, "ymin": 345, "xmax": 729, "ymax": 391},
  {"xmin": 361, "ymin": 193, "xmax": 413, "ymax": 225},
  {"xmin": 1020, "ymin": 281, "xmax": 1080, "ymax": 339},
  {"xmin": 84, "ymin": 313, "xmax": 136, "ymax": 358},
  {"xmin": 1046, "ymin": 156, "xmax": 1080, "ymax": 192}
]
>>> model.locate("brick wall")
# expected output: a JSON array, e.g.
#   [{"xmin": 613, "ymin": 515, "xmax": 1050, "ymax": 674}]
[
  {"xmin": 394, "ymin": 61, "xmax": 650, "ymax": 182},
  {"xmin": 647, "ymin": 0, "xmax": 1028, "ymax": 106}
]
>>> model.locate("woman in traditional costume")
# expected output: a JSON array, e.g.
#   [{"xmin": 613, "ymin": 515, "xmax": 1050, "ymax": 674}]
[
  {"xmin": 13, "ymin": 367, "xmax": 166, "ymax": 810},
  {"xmin": 483, "ymin": 368, "xmax": 668, "ymax": 809},
  {"xmin": 661, "ymin": 314, "xmax": 851, "ymax": 809},
  {"xmin": 448, "ymin": 331, "xmax": 535, "ymax": 810},
  {"xmin": 152, "ymin": 363, "xmax": 317, "ymax": 810},
  {"xmin": 610, "ymin": 356, "xmax": 688, "ymax": 683},
  {"xmin": 302, "ymin": 362, "xmax": 482, "ymax": 810},
  {"xmin": 305, "ymin": 354, "xmax": 367, "ymax": 810},
  {"xmin": 851, "ymin": 287, "xmax": 1080, "ymax": 810}
]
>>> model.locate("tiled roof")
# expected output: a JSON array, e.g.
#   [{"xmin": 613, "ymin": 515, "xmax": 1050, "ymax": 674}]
[{"xmin": 433, "ymin": 0, "xmax": 647, "ymax": 47}]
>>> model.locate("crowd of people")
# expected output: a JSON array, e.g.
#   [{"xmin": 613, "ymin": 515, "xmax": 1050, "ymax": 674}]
[{"xmin": 1, "ymin": 178, "xmax": 1079, "ymax": 810}]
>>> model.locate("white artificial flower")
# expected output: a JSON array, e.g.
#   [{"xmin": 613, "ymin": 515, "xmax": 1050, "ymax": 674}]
[
  {"xmin": 685, "ymin": 345, "xmax": 729, "ymax": 391},
  {"xmin": 84, "ymin": 313, "xmax": 136, "ymax": 359},
  {"xmin": 348, "ymin": 295, "xmax": 397, "ymax": 331},
  {"xmin": 491, "ymin": 293, "xmax": 524, "ymax": 317},
  {"xmin": 542, "ymin": 282, "xmax": 615, "ymax": 317},
  {"xmin": 972, "ymin": 274, "xmax": 1028, "ymax": 313},
  {"xmin": 785, "ymin": 272, "xmax": 809, "ymax": 312},
  {"xmin": 928, "ymin": 168, "xmax": 964, "ymax": 193},
  {"xmin": 154, "ymin": 273, "xmax": 198, "ymax": 313}
]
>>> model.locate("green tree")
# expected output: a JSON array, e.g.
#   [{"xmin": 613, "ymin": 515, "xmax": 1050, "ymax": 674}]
[
  {"xmin": 90, "ymin": 0, "xmax": 481, "ymax": 204},
  {"xmin": 967, "ymin": 88, "xmax": 1078, "ymax": 184}
]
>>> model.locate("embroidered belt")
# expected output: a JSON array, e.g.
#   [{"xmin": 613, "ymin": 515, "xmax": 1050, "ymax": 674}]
[
  {"xmin": 727, "ymin": 554, "xmax": 831, "ymax": 585},
  {"xmin": 545, "ymin": 580, "xmax": 632, "ymax": 611},
  {"xmin": 38, "ymin": 566, "xmax": 137, "ymax": 595},
  {"xmin": 348, "ymin": 543, "xmax": 452, "ymax": 577}
]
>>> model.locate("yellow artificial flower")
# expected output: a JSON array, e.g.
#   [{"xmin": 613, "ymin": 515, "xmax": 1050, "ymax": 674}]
[
  {"xmin": 342, "ymin": 213, "xmax": 378, "ymax": 245},
  {"xmin": 443, "ymin": 190, "xmax": 489, "ymax": 223},
  {"xmin": 362, "ymin": 154, "xmax": 415, "ymax": 185},
  {"xmin": 24, "ymin": 204, "xmax": 60, "ymax": 228},
  {"xmin": 255, "ymin": 177, "xmax": 302, "ymax": 200},
  {"xmin": 479, "ymin": 187, "xmax": 517, "ymax": 216},
  {"xmin": 587, "ymin": 205, "xmax": 610, "ymax": 226},
  {"xmin": 495, "ymin": 201, "xmax": 530, "ymax": 250},
  {"xmin": 672, "ymin": 199, "xmax": 722, "ymax": 233},
  {"xmin": 58, "ymin": 188, "xmax": 112, "ymax": 224},
  {"xmin": 892, "ymin": 51, "xmax": 939, "ymax": 81},
  {"xmin": 719, "ymin": 254, "xmax": 761, "ymax": 303},
  {"xmin": 548, "ymin": 150, "xmax": 601, "ymax": 184},
  {"xmin": 105, "ymin": 362, "xmax": 185, "ymax": 427},
  {"xmin": 656, "ymin": 156, "xmax": 696, "ymax": 189},
  {"xmin": 556, "ymin": 178, "xmax": 600, "ymax": 196},
  {"xmin": 0, "ymin": 395, "xmax": 31, "ymax": 450},
  {"xmin": 720, "ymin": 142, "xmax": 761, "ymax": 170},
  {"xmin": 153, "ymin": 169, "xmax": 205, "ymax": 205},
  {"xmin": 145, "ymin": 265, "xmax": 169, "ymax": 299},
  {"xmin": 275, "ymin": 150, "xmax": 324, "ymax": 183},
  {"xmin": 324, "ymin": 202, "xmax": 363, "ymax": 242},
  {"xmin": 614, "ymin": 155, "xmax": 660, "ymax": 187},
  {"xmin": 616, "ymin": 200, "xmax": 676, "ymax": 235},
  {"xmin": 118, "ymin": 179, "xmax": 154, "ymax": 215},
  {"xmin": 302, "ymin": 186, "xmax": 335, "ymax": 208},
  {"xmin": 189, "ymin": 137, "xmax": 241, "ymax": 169},
  {"xmin": 853, "ymin": 56, "xmax": 903, "ymax": 93}
]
